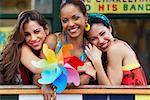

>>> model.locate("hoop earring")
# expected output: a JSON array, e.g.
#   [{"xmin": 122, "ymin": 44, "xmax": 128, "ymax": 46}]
[{"xmin": 85, "ymin": 22, "xmax": 90, "ymax": 31}]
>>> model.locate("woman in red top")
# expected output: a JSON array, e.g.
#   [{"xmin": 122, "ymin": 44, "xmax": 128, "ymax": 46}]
[
  {"xmin": 0, "ymin": 10, "xmax": 49, "ymax": 85},
  {"xmin": 84, "ymin": 13, "xmax": 147, "ymax": 85}
]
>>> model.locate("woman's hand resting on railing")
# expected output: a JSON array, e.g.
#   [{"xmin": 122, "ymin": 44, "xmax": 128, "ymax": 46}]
[
  {"xmin": 33, "ymin": 74, "xmax": 56, "ymax": 100},
  {"xmin": 41, "ymin": 84, "xmax": 56, "ymax": 100}
]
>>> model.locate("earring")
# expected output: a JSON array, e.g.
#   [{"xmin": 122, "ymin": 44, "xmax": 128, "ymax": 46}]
[{"xmin": 85, "ymin": 22, "xmax": 90, "ymax": 31}]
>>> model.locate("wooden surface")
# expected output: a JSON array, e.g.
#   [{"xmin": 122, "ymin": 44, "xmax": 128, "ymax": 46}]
[{"xmin": 0, "ymin": 85, "xmax": 150, "ymax": 95}]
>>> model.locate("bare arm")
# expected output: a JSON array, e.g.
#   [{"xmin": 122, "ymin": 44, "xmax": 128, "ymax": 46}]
[
  {"xmin": 20, "ymin": 34, "xmax": 57, "ymax": 100},
  {"xmin": 21, "ymin": 34, "xmax": 57, "ymax": 73},
  {"xmin": 105, "ymin": 46, "xmax": 123, "ymax": 84},
  {"xmin": 85, "ymin": 44, "xmax": 123, "ymax": 85},
  {"xmin": 85, "ymin": 44, "xmax": 107, "ymax": 84},
  {"xmin": 21, "ymin": 44, "xmax": 44, "ymax": 74}
]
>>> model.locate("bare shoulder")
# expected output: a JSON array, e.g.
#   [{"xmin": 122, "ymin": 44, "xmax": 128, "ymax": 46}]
[
  {"xmin": 107, "ymin": 40, "xmax": 121, "ymax": 53},
  {"xmin": 21, "ymin": 44, "xmax": 34, "ymax": 57},
  {"xmin": 21, "ymin": 44, "xmax": 31, "ymax": 51},
  {"xmin": 108, "ymin": 39, "xmax": 136, "ymax": 57},
  {"xmin": 21, "ymin": 44, "xmax": 34, "ymax": 60},
  {"xmin": 107, "ymin": 40, "xmax": 129, "ymax": 56}
]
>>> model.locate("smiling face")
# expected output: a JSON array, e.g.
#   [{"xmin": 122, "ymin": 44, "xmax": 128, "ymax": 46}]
[
  {"xmin": 87, "ymin": 23, "xmax": 114, "ymax": 52},
  {"xmin": 23, "ymin": 20, "xmax": 48, "ymax": 51},
  {"xmin": 60, "ymin": 4, "xmax": 87, "ymax": 38}
]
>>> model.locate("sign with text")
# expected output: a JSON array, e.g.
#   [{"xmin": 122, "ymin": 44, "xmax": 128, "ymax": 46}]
[{"xmin": 83, "ymin": 0, "xmax": 150, "ymax": 14}]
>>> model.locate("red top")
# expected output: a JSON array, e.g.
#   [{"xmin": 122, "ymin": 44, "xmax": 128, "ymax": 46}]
[
  {"xmin": 20, "ymin": 66, "xmax": 33, "ymax": 85},
  {"xmin": 122, "ymin": 67, "xmax": 147, "ymax": 85}
]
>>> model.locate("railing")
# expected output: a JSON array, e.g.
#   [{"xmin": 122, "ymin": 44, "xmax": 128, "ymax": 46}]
[
  {"xmin": 0, "ymin": 85, "xmax": 150, "ymax": 100},
  {"xmin": 1, "ymin": 85, "xmax": 150, "ymax": 94}
]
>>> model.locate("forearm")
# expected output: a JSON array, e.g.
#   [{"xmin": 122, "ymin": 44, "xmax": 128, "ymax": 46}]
[
  {"xmin": 21, "ymin": 44, "xmax": 44, "ymax": 74},
  {"xmin": 92, "ymin": 60, "xmax": 112, "ymax": 85},
  {"xmin": 33, "ymin": 74, "xmax": 41, "ymax": 87}
]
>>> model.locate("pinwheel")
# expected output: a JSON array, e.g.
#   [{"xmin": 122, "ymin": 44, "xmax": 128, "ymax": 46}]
[{"xmin": 32, "ymin": 43, "xmax": 81, "ymax": 93}]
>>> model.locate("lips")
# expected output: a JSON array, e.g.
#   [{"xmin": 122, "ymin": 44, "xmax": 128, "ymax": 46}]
[
  {"xmin": 99, "ymin": 41, "xmax": 109, "ymax": 51},
  {"xmin": 32, "ymin": 43, "xmax": 39, "ymax": 47},
  {"xmin": 30, "ymin": 40, "xmax": 41, "ymax": 47},
  {"xmin": 68, "ymin": 27, "xmax": 79, "ymax": 33},
  {"xmin": 101, "ymin": 43, "xmax": 108, "ymax": 49}
]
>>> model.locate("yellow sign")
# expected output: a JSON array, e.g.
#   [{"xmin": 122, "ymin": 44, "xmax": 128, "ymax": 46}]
[{"xmin": 83, "ymin": 0, "xmax": 150, "ymax": 14}]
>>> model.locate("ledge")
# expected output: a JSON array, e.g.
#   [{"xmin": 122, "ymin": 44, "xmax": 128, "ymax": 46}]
[{"xmin": 0, "ymin": 85, "xmax": 150, "ymax": 95}]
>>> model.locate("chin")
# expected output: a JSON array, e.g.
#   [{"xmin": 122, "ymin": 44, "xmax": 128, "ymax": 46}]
[
  {"xmin": 98, "ymin": 47, "xmax": 106, "ymax": 52},
  {"xmin": 102, "ymin": 49, "xmax": 107, "ymax": 52},
  {"xmin": 32, "ymin": 46, "xmax": 42, "ymax": 51},
  {"xmin": 102, "ymin": 47, "xmax": 110, "ymax": 52}
]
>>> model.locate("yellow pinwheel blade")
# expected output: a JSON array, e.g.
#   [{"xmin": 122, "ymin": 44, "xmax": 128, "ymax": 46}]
[{"xmin": 43, "ymin": 43, "xmax": 57, "ymax": 64}]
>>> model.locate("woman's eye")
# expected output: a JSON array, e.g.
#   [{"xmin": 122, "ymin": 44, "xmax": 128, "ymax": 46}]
[
  {"xmin": 90, "ymin": 38, "xmax": 96, "ymax": 41},
  {"xmin": 35, "ymin": 30, "xmax": 40, "ymax": 34},
  {"xmin": 100, "ymin": 32, "xmax": 105, "ymax": 36},
  {"xmin": 62, "ymin": 18, "xmax": 68, "ymax": 23},
  {"xmin": 73, "ymin": 16, "xmax": 80, "ymax": 20},
  {"xmin": 24, "ymin": 32, "xmax": 30, "ymax": 37}
]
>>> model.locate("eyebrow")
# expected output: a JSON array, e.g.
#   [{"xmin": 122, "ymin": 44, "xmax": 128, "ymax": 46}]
[
  {"xmin": 33, "ymin": 28, "xmax": 41, "ymax": 32},
  {"xmin": 61, "ymin": 13, "xmax": 83, "ymax": 19},
  {"xmin": 74, "ymin": 13, "xmax": 83, "ymax": 16},
  {"xmin": 24, "ymin": 32, "xmax": 29, "ymax": 35}
]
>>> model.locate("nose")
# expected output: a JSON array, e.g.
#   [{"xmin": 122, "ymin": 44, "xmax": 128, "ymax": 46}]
[
  {"xmin": 68, "ymin": 20, "xmax": 75, "ymax": 26},
  {"xmin": 31, "ymin": 34, "xmax": 37, "ymax": 41},
  {"xmin": 98, "ymin": 36, "xmax": 104, "ymax": 44}
]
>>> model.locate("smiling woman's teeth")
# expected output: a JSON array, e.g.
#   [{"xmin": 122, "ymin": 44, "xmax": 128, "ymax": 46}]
[{"xmin": 69, "ymin": 28, "xmax": 78, "ymax": 33}]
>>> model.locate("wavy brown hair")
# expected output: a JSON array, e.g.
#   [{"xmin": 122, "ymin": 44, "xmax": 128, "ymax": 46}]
[{"xmin": 0, "ymin": 10, "xmax": 48, "ymax": 84}]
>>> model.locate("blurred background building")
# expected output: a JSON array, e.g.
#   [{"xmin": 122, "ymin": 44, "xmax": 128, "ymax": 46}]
[{"xmin": 0, "ymin": 0, "xmax": 149, "ymax": 84}]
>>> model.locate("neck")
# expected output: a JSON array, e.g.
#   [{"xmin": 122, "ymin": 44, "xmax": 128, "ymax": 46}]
[
  {"xmin": 32, "ymin": 49, "xmax": 40, "ymax": 57},
  {"xmin": 64, "ymin": 33, "xmax": 87, "ymax": 61},
  {"xmin": 65, "ymin": 34, "xmax": 84, "ymax": 49}
]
